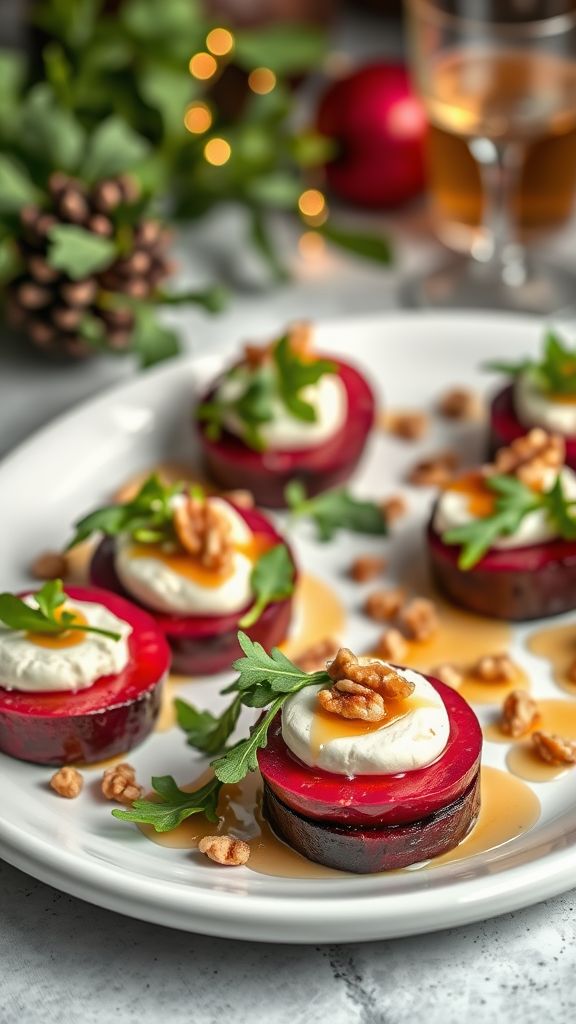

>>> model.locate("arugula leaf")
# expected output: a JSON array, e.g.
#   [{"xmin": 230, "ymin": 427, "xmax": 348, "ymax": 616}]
[
  {"xmin": 68, "ymin": 474, "xmax": 181, "ymax": 548},
  {"xmin": 273, "ymin": 334, "xmax": 337, "ymax": 422},
  {"xmin": 442, "ymin": 475, "xmax": 542, "ymax": 569},
  {"xmin": 226, "ymin": 631, "xmax": 327, "ymax": 695},
  {"xmin": 112, "ymin": 774, "xmax": 222, "ymax": 832},
  {"xmin": 197, "ymin": 369, "xmax": 276, "ymax": 451},
  {"xmin": 47, "ymin": 225, "xmax": 117, "ymax": 279},
  {"xmin": 239, "ymin": 543, "xmax": 295, "ymax": 628},
  {"xmin": 542, "ymin": 475, "xmax": 576, "ymax": 540},
  {"xmin": 0, "ymin": 580, "xmax": 121, "ymax": 641},
  {"xmin": 175, "ymin": 693, "xmax": 242, "ymax": 755},
  {"xmin": 211, "ymin": 697, "xmax": 286, "ymax": 784},
  {"xmin": 485, "ymin": 331, "xmax": 576, "ymax": 395},
  {"xmin": 285, "ymin": 480, "xmax": 387, "ymax": 541}
]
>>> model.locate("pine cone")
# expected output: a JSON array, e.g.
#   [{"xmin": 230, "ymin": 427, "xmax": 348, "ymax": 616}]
[{"xmin": 7, "ymin": 173, "xmax": 172, "ymax": 359}]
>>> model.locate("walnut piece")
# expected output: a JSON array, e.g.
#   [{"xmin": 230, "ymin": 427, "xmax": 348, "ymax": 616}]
[
  {"xmin": 173, "ymin": 496, "xmax": 233, "ymax": 571},
  {"xmin": 398, "ymin": 597, "xmax": 439, "ymax": 642},
  {"xmin": 407, "ymin": 450, "xmax": 458, "ymax": 487},
  {"xmin": 493, "ymin": 428, "xmax": 565, "ymax": 490},
  {"xmin": 438, "ymin": 387, "xmax": 483, "ymax": 421},
  {"xmin": 374, "ymin": 628, "xmax": 408, "ymax": 663},
  {"xmin": 473, "ymin": 652, "xmax": 515, "ymax": 682},
  {"xmin": 327, "ymin": 647, "xmax": 414, "ymax": 699},
  {"xmin": 380, "ymin": 495, "xmax": 408, "ymax": 525},
  {"xmin": 31, "ymin": 550, "xmax": 68, "ymax": 580},
  {"xmin": 531, "ymin": 731, "xmax": 576, "ymax": 765},
  {"xmin": 293, "ymin": 637, "xmax": 340, "ymax": 673},
  {"xmin": 287, "ymin": 320, "xmax": 313, "ymax": 358},
  {"xmin": 101, "ymin": 762, "xmax": 143, "ymax": 805},
  {"xmin": 501, "ymin": 690, "xmax": 539, "ymax": 738},
  {"xmin": 243, "ymin": 341, "xmax": 271, "ymax": 368},
  {"xmin": 198, "ymin": 834, "xmax": 250, "ymax": 866},
  {"xmin": 388, "ymin": 410, "xmax": 429, "ymax": 441},
  {"xmin": 349, "ymin": 554, "xmax": 387, "ymax": 583},
  {"xmin": 364, "ymin": 587, "xmax": 405, "ymax": 622},
  {"xmin": 318, "ymin": 684, "xmax": 387, "ymax": 722},
  {"xmin": 222, "ymin": 488, "xmax": 255, "ymax": 510},
  {"xmin": 50, "ymin": 765, "xmax": 83, "ymax": 798},
  {"xmin": 431, "ymin": 663, "xmax": 463, "ymax": 689}
]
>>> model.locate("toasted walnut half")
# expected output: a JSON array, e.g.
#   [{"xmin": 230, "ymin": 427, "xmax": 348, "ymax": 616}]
[
  {"xmin": 493, "ymin": 429, "xmax": 565, "ymax": 490},
  {"xmin": 198, "ymin": 834, "xmax": 250, "ymax": 866},
  {"xmin": 327, "ymin": 648, "xmax": 414, "ymax": 699},
  {"xmin": 101, "ymin": 762, "xmax": 143, "ymax": 805},
  {"xmin": 501, "ymin": 690, "xmax": 539, "ymax": 738},
  {"xmin": 317, "ymin": 683, "xmax": 387, "ymax": 722},
  {"xmin": 174, "ymin": 496, "xmax": 234, "ymax": 570},
  {"xmin": 532, "ymin": 731, "xmax": 576, "ymax": 765},
  {"xmin": 50, "ymin": 765, "xmax": 83, "ymax": 799}
]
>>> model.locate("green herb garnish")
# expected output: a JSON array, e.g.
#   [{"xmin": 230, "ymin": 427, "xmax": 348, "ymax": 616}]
[
  {"xmin": 285, "ymin": 479, "xmax": 387, "ymax": 541},
  {"xmin": 0, "ymin": 580, "xmax": 121, "ymax": 641},
  {"xmin": 239, "ymin": 543, "xmax": 295, "ymax": 629},
  {"xmin": 67, "ymin": 474, "xmax": 185, "ymax": 549},
  {"xmin": 486, "ymin": 329, "xmax": 576, "ymax": 396},
  {"xmin": 112, "ymin": 632, "xmax": 331, "ymax": 831},
  {"xmin": 442, "ymin": 472, "xmax": 576, "ymax": 569}
]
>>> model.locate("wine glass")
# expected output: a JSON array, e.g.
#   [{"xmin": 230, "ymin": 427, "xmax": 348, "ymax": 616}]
[{"xmin": 404, "ymin": 0, "xmax": 576, "ymax": 311}]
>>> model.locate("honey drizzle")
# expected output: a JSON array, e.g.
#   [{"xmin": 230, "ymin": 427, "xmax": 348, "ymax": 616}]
[
  {"xmin": 310, "ymin": 694, "xmax": 438, "ymax": 759},
  {"xmin": 444, "ymin": 470, "xmax": 497, "ymax": 518},
  {"xmin": 27, "ymin": 605, "xmax": 88, "ymax": 649},
  {"xmin": 128, "ymin": 531, "xmax": 273, "ymax": 589},
  {"xmin": 527, "ymin": 622, "xmax": 576, "ymax": 696}
]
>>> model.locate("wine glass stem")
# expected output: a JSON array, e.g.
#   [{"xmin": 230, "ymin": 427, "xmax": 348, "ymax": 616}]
[{"xmin": 468, "ymin": 137, "xmax": 527, "ymax": 286}]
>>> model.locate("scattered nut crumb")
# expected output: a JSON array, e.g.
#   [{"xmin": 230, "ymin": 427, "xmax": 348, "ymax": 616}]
[
  {"xmin": 293, "ymin": 637, "xmax": 340, "ymax": 673},
  {"xmin": 380, "ymin": 495, "xmax": 408, "ymax": 525},
  {"xmin": 198, "ymin": 834, "xmax": 250, "ymax": 866},
  {"xmin": 473, "ymin": 652, "xmax": 515, "ymax": 683},
  {"xmin": 387, "ymin": 410, "xmax": 429, "ymax": 441},
  {"xmin": 327, "ymin": 647, "xmax": 413, "ymax": 699},
  {"xmin": 374, "ymin": 628, "xmax": 408, "ymax": 663},
  {"xmin": 531, "ymin": 731, "xmax": 576, "ymax": 765},
  {"xmin": 222, "ymin": 489, "xmax": 255, "ymax": 509},
  {"xmin": 364, "ymin": 588, "xmax": 405, "ymax": 622},
  {"xmin": 493, "ymin": 429, "xmax": 564, "ymax": 490},
  {"xmin": 244, "ymin": 342, "xmax": 271, "ymax": 368},
  {"xmin": 438, "ymin": 387, "xmax": 483, "ymax": 421},
  {"xmin": 398, "ymin": 597, "xmax": 439, "ymax": 642},
  {"xmin": 31, "ymin": 550, "xmax": 68, "ymax": 580},
  {"xmin": 350, "ymin": 554, "xmax": 387, "ymax": 583},
  {"xmin": 501, "ymin": 690, "xmax": 539, "ymax": 738},
  {"xmin": 49, "ymin": 765, "xmax": 84, "ymax": 799},
  {"xmin": 431, "ymin": 663, "xmax": 464, "ymax": 689},
  {"xmin": 101, "ymin": 762, "xmax": 143, "ymax": 805},
  {"xmin": 407, "ymin": 450, "xmax": 458, "ymax": 487}
]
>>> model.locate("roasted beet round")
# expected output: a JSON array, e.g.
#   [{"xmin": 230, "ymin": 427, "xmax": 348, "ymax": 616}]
[
  {"xmin": 0, "ymin": 587, "xmax": 170, "ymax": 766},
  {"xmin": 90, "ymin": 504, "xmax": 296, "ymax": 676},
  {"xmin": 428, "ymin": 518, "xmax": 576, "ymax": 620},
  {"xmin": 490, "ymin": 384, "xmax": 576, "ymax": 468},
  {"xmin": 196, "ymin": 358, "xmax": 376, "ymax": 508}
]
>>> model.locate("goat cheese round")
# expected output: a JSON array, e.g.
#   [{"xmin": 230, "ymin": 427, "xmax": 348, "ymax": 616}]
[
  {"xmin": 515, "ymin": 370, "xmax": 576, "ymax": 436},
  {"xmin": 215, "ymin": 370, "xmax": 347, "ymax": 450},
  {"xmin": 115, "ymin": 497, "xmax": 255, "ymax": 616},
  {"xmin": 0, "ymin": 599, "xmax": 131, "ymax": 693},
  {"xmin": 281, "ymin": 664, "xmax": 449, "ymax": 777},
  {"xmin": 434, "ymin": 466, "xmax": 576, "ymax": 550}
]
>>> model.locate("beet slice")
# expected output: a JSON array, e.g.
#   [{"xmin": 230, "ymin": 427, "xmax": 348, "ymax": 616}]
[
  {"xmin": 0, "ymin": 586, "xmax": 170, "ymax": 766},
  {"xmin": 428, "ymin": 518, "xmax": 576, "ymax": 620},
  {"xmin": 195, "ymin": 357, "xmax": 376, "ymax": 508},
  {"xmin": 258, "ymin": 679, "xmax": 481, "ymax": 826},
  {"xmin": 489, "ymin": 384, "xmax": 576, "ymax": 467},
  {"xmin": 263, "ymin": 772, "xmax": 481, "ymax": 873},
  {"xmin": 90, "ymin": 504, "xmax": 296, "ymax": 676}
]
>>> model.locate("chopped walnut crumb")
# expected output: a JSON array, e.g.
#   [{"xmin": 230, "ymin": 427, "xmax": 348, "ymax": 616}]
[
  {"xmin": 472, "ymin": 652, "xmax": 515, "ymax": 683},
  {"xmin": 198, "ymin": 834, "xmax": 250, "ymax": 866},
  {"xmin": 364, "ymin": 588, "xmax": 405, "ymax": 622},
  {"xmin": 101, "ymin": 762, "xmax": 143, "ymax": 805},
  {"xmin": 398, "ymin": 597, "xmax": 439, "ymax": 642},
  {"xmin": 293, "ymin": 637, "xmax": 340, "ymax": 673},
  {"xmin": 374, "ymin": 628, "xmax": 408, "ymax": 663},
  {"xmin": 531, "ymin": 731, "xmax": 576, "ymax": 765},
  {"xmin": 388, "ymin": 410, "xmax": 429, "ymax": 441},
  {"xmin": 349, "ymin": 555, "xmax": 387, "ymax": 583},
  {"xmin": 318, "ymin": 684, "xmax": 387, "ymax": 722},
  {"xmin": 50, "ymin": 766, "xmax": 83, "ymax": 799},
  {"xmin": 431, "ymin": 663, "xmax": 464, "ymax": 689},
  {"xmin": 438, "ymin": 387, "xmax": 483, "ymax": 421},
  {"xmin": 501, "ymin": 690, "xmax": 540, "ymax": 738},
  {"xmin": 407, "ymin": 450, "xmax": 458, "ymax": 487},
  {"xmin": 380, "ymin": 495, "xmax": 408, "ymax": 525},
  {"xmin": 243, "ymin": 341, "xmax": 271, "ymax": 368},
  {"xmin": 222, "ymin": 488, "xmax": 255, "ymax": 510},
  {"xmin": 173, "ymin": 496, "xmax": 233, "ymax": 570},
  {"xmin": 493, "ymin": 429, "xmax": 565, "ymax": 490},
  {"xmin": 287, "ymin": 320, "xmax": 313, "ymax": 358},
  {"xmin": 327, "ymin": 647, "xmax": 414, "ymax": 698},
  {"xmin": 31, "ymin": 550, "xmax": 68, "ymax": 580}
]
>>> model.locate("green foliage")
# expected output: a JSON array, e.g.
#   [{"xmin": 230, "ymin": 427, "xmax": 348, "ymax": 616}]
[
  {"xmin": 486, "ymin": 330, "xmax": 576, "ymax": 395},
  {"xmin": 112, "ymin": 774, "xmax": 222, "ymax": 831},
  {"xmin": 239, "ymin": 543, "xmax": 295, "ymax": 628},
  {"xmin": 285, "ymin": 481, "xmax": 387, "ymax": 541},
  {"xmin": 47, "ymin": 224, "xmax": 118, "ymax": 278},
  {"xmin": 0, "ymin": 579, "xmax": 121, "ymax": 641},
  {"xmin": 67, "ymin": 474, "xmax": 182, "ymax": 548}
]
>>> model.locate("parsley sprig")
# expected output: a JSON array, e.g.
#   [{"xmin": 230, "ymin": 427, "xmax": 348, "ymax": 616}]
[
  {"xmin": 285, "ymin": 480, "xmax": 387, "ymax": 541},
  {"xmin": 112, "ymin": 632, "xmax": 330, "ymax": 832},
  {"xmin": 443, "ymin": 473, "xmax": 576, "ymax": 569},
  {"xmin": 68, "ymin": 474, "xmax": 183, "ymax": 549},
  {"xmin": 486, "ymin": 330, "xmax": 576, "ymax": 396},
  {"xmin": 197, "ymin": 333, "xmax": 338, "ymax": 451},
  {"xmin": 0, "ymin": 580, "xmax": 121, "ymax": 641}
]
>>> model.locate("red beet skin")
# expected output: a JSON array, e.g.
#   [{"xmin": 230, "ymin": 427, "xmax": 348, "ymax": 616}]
[
  {"xmin": 196, "ymin": 357, "xmax": 376, "ymax": 508},
  {"xmin": 490, "ymin": 384, "xmax": 576, "ymax": 468},
  {"xmin": 263, "ymin": 772, "xmax": 480, "ymax": 873},
  {"xmin": 258, "ymin": 679, "xmax": 482, "ymax": 827},
  {"xmin": 0, "ymin": 587, "xmax": 170, "ymax": 766},
  {"xmin": 428, "ymin": 518, "xmax": 576, "ymax": 620},
  {"xmin": 90, "ymin": 505, "xmax": 296, "ymax": 676}
]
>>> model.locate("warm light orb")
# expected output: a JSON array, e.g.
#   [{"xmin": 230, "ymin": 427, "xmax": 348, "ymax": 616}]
[
  {"xmin": 298, "ymin": 188, "xmax": 326, "ymax": 218},
  {"xmin": 248, "ymin": 67, "xmax": 277, "ymax": 95},
  {"xmin": 204, "ymin": 137, "xmax": 232, "ymax": 165},
  {"xmin": 184, "ymin": 103, "xmax": 213, "ymax": 134},
  {"xmin": 189, "ymin": 52, "xmax": 218, "ymax": 80},
  {"xmin": 206, "ymin": 27, "xmax": 234, "ymax": 56}
]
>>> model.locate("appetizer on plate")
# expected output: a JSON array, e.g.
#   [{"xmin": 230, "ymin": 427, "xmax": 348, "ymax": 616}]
[
  {"xmin": 72, "ymin": 476, "xmax": 296, "ymax": 675},
  {"xmin": 195, "ymin": 323, "xmax": 376, "ymax": 508},
  {"xmin": 489, "ymin": 330, "xmax": 576, "ymax": 468},
  {"xmin": 117, "ymin": 635, "xmax": 482, "ymax": 874},
  {"xmin": 428, "ymin": 429, "xmax": 576, "ymax": 620},
  {"xmin": 0, "ymin": 581, "xmax": 169, "ymax": 765}
]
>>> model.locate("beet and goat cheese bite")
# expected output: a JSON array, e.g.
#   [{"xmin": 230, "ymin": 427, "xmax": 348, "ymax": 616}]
[
  {"xmin": 0, "ymin": 580, "xmax": 169, "ymax": 765},
  {"xmin": 71, "ymin": 476, "xmax": 296, "ymax": 675},
  {"xmin": 429, "ymin": 428, "xmax": 576, "ymax": 620},
  {"xmin": 195, "ymin": 323, "xmax": 376, "ymax": 508}
]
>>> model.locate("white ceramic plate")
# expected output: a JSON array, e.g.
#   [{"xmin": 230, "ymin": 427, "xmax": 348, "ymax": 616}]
[{"xmin": 1, "ymin": 311, "xmax": 576, "ymax": 944}]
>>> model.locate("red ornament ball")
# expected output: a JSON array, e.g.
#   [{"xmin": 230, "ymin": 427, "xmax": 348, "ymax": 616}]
[{"xmin": 317, "ymin": 62, "xmax": 427, "ymax": 209}]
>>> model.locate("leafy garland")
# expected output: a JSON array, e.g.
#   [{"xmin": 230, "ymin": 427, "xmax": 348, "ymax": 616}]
[{"xmin": 487, "ymin": 330, "xmax": 576, "ymax": 396}]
